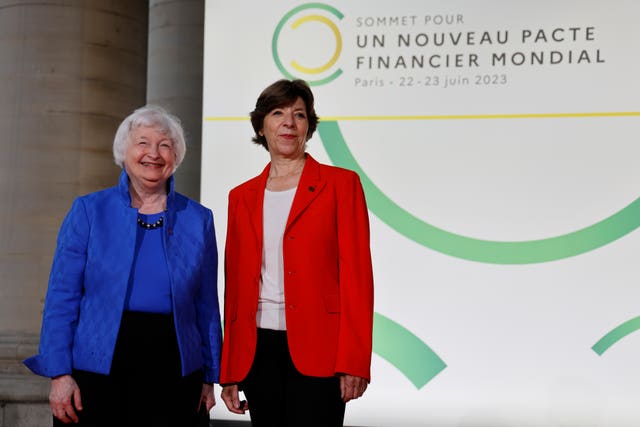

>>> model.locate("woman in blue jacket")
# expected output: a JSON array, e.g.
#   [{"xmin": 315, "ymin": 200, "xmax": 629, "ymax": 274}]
[{"xmin": 24, "ymin": 105, "xmax": 222, "ymax": 426}]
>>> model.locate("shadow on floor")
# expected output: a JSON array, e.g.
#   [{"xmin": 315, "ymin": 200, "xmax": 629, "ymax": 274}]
[
  {"xmin": 211, "ymin": 421, "xmax": 365, "ymax": 427},
  {"xmin": 211, "ymin": 421, "xmax": 250, "ymax": 427}
]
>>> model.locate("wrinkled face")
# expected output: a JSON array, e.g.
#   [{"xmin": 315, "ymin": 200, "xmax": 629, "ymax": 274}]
[
  {"xmin": 261, "ymin": 97, "xmax": 309, "ymax": 159},
  {"xmin": 124, "ymin": 126, "xmax": 175, "ymax": 189}
]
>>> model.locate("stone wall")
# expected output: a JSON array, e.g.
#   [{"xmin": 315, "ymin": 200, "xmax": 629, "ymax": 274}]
[{"xmin": 0, "ymin": 1, "xmax": 148, "ymax": 425}]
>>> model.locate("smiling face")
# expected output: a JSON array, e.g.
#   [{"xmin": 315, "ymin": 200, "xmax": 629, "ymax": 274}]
[
  {"xmin": 124, "ymin": 126, "xmax": 176, "ymax": 192},
  {"xmin": 261, "ymin": 97, "xmax": 309, "ymax": 161}
]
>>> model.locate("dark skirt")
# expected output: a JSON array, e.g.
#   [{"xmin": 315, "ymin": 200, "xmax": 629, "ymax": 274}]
[{"xmin": 53, "ymin": 311, "xmax": 207, "ymax": 427}]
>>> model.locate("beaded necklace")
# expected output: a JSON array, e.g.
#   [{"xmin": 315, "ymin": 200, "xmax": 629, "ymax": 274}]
[{"xmin": 137, "ymin": 216, "xmax": 164, "ymax": 230}]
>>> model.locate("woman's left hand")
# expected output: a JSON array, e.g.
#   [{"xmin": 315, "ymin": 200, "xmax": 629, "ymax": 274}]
[
  {"xmin": 200, "ymin": 383, "xmax": 216, "ymax": 411},
  {"xmin": 339, "ymin": 374, "xmax": 368, "ymax": 403}
]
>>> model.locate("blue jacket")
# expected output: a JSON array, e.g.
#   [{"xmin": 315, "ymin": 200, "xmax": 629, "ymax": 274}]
[{"xmin": 24, "ymin": 170, "xmax": 222, "ymax": 383}]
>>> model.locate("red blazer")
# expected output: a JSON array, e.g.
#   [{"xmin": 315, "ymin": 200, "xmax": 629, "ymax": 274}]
[{"xmin": 220, "ymin": 154, "xmax": 374, "ymax": 384}]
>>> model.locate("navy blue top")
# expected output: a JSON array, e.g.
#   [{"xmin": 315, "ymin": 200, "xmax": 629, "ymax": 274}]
[{"xmin": 125, "ymin": 212, "xmax": 172, "ymax": 314}]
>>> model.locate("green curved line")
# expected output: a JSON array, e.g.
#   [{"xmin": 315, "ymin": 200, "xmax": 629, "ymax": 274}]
[
  {"xmin": 272, "ymin": 3, "xmax": 343, "ymax": 86},
  {"xmin": 592, "ymin": 315, "xmax": 640, "ymax": 355},
  {"xmin": 373, "ymin": 312, "xmax": 446, "ymax": 389},
  {"xmin": 317, "ymin": 120, "xmax": 640, "ymax": 264}
]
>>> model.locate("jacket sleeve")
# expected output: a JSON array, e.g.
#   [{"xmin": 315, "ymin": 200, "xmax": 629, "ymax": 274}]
[
  {"xmin": 334, "ymin": 172, "xmax": 374, "ymax": 381},
  {"xmin": 219, "ymin": 189, "xmax": 239, "ymax": 385},
  {"xmin": 23, "ymin": 198, "xmax": 90, "ymax": 378},
  {"xmin": 196, "ymin": 209, "xmax": 222, "ymax": 384}
]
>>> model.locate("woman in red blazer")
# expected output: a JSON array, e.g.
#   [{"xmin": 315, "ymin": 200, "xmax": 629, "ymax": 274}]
[{"xmin": 220, "ymin": 79, "xmax": 374, "ymax": 426}]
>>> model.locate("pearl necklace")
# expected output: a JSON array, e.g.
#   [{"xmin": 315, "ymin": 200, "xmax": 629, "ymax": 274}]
[{"xmin": 137, "ymin": 216, "xmax": 164, "ymax": 230}]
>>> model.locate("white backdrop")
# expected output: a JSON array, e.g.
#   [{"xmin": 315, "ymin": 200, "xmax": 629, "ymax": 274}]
[{"xmin": 201, "ymin": 1, "xmax": 640, "ymax": 425}]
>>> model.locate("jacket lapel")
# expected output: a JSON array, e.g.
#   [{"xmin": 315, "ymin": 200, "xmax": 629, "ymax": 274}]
[
  {"xmin": 245, "ymin": 164, "xmax": 270, "ymax": 243},
  {"xmin": 286, "ymin": 155, "xmax": 326, "ymax": 231}
]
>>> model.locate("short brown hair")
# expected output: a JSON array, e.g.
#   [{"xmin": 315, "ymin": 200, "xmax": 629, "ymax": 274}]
[{"xmin": 250, "ymin": 79, "xmax": 319, "ymax": 151}]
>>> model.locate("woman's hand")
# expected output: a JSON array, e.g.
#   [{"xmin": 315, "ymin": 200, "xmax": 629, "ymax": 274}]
[
  {"xmin": 221, "ymin": 384, "xmax": 249, "ymax": 414},
  {"xmin": 50, "ymin": 374, "xmax": 82, "ymax": 423},
  {"xmin": 339, "ymin": 374, "xmax": 368, "ymax": 403},
  {"xmin": 200, "ymin": 383, "xmax": 216, "ymax": 412}
]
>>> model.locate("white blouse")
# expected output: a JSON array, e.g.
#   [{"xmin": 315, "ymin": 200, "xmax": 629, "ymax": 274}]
[{"xmin": 257, "ymin": 187, "xmax": 296, "ymax": 330}]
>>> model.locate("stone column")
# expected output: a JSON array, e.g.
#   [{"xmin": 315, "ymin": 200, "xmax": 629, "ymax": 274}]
[
  {"xmin": 0, "ymin": 1, "xmax": 148, "ymax": 425},
  {"xmin": 147, "ymin": 0, "xmax": 205, "ymax": 201}
]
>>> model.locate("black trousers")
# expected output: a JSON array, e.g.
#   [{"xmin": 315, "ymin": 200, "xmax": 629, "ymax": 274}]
[
  {"xmin": 53, "ymin": 311, "xmax": 206, "ymax": 427},
  {"xmin": 241, "ymin": 328, "xmax": 346, "ymax": 427}
]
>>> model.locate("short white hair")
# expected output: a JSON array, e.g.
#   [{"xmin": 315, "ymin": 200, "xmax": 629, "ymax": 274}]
[{"xmin": 112, "ymin": 105, "xmax": 186, "ymax": 172}]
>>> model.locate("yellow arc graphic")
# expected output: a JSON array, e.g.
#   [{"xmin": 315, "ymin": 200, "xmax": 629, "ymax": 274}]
[
  {"xmin": 205, "ymin": 111, "xmax": 640, "ymax": 122},
  {"xmin": 290, "ymin": 15, "xmax": 342, "ymax": 75}
]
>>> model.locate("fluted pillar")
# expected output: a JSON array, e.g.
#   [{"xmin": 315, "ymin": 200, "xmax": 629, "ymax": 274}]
[
  {"xmin": 0, "ymin": 1, "xmax": 148, "ymax": 424},
  {"xmin": 147, "ymin": 0, "xmax": 205, "ymax": 200}
]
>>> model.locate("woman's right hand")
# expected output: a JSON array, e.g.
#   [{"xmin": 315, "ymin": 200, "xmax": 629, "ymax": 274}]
[
  {"xmin": 50, "ymin": 374, "xmax": 82, "ymax": 423},
  {"xmin": 221, "ymin": 384, "xmax": 249, "ymax": 414}
]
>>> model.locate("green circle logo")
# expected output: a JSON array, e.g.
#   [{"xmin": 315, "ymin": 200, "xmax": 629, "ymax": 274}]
[{"xmin": 273, "ymin": 3, "xmax": 343, "ymax": 86}]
